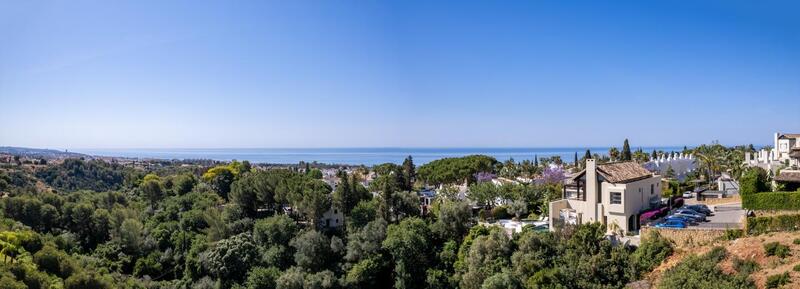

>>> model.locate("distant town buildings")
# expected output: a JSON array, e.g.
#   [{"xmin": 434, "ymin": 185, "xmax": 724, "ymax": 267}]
[{"xmin": 643, "ymin": 152, "xmax": 696, "ymax": 181}]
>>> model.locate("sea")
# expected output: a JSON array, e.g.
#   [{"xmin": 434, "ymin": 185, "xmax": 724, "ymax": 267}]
[{"xmin": 73, "ymin": 147, "xmax": 686, "ymax": 166}]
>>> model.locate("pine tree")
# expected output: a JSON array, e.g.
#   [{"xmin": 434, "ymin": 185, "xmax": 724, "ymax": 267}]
[
  {"xmin": 622, "ymin": 139, "xmax": 632, "ymax": 161},
  {"xmin": 651, "ymin": 150, "xmax": 657, "ymax": 159}
]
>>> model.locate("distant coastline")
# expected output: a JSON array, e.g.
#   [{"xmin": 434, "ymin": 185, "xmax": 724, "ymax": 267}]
[{"xmin": 69, "ymin": 147, "xmax": 690, "ymax": 166}]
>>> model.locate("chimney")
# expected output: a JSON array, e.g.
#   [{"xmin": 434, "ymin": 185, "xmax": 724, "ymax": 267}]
[
  {"xmin": 584, "ymin": 159, "xmax": 599, "ymax": 221},
  {"xmin": 586, "ymin": 158, "xmax": 596, "ymax": 173}
]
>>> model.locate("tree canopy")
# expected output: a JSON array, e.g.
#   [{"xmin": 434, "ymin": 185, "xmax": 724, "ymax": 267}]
[{"xmin": 417, "ymin": 155, "xmax": 498, "ymax": 186}]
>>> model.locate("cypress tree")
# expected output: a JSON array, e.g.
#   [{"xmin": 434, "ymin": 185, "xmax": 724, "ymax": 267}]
[
  {"xmin": 334, "ymin": 170, "xmax": 354, "ymax": 215},
  {"xmin": 534, "ymin": 155, "xmax": 539, "ymax": 167},
  {"xmin": 574, "ymin": 152, "xmax": 578, "ymax": 165},
  {"xmin": 401, "ymin": 155, "xmax": 415, "ymax": 190},
  {"xmin": 622, "ymin": 139, "xmax": 632, "ymax": 161},
  {"xmin": 584, "ymin": 149, "xmax": 592, "ymax": 160}
]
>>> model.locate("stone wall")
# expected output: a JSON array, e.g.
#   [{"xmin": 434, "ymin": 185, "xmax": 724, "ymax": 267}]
[
  {"xmin": 700, "ymin": 195, "xmax": 740, "ymax": 206},
  {"xmin": 641, "ymin": 227, "xmax": 727, "ymax": 247}
]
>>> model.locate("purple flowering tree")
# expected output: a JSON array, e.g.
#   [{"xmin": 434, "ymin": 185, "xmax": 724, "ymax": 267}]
[{"xmin": 537, "ymin": 166, "xmax": 567, "ymax": 185}]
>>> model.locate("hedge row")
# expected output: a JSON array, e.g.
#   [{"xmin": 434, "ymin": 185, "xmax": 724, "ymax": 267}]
[
  {"xmin": 746, "ymin": 214, "xmax": 800, "ymax": 235},
  {"xmin": 741, "ymin": 191, "xmax": 800, "ymax": 210}
]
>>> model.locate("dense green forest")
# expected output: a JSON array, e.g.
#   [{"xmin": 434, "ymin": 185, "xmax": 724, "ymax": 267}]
[{"xmin": 0, "ymin": 156, "xmax": 681, "ymax": 289}]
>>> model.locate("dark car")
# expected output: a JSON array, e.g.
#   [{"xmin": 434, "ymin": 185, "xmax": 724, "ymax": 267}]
[
  {"xmin": 685, "ymin": 204, "xmax": 713, "ymax": 215},
  {"xmin": 675, "ymin": 208, "xmax": 707, "ymax": 217},
  {"xmin": 672, "ymin": 211, "xmax": 706, "ymax": 222},
  {"xmin": 665, "ymin": 215, "xmax": 698, "ymax": 225}
]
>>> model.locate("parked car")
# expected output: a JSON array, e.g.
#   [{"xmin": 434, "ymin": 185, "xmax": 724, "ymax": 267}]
[
  {"xmin": 665, "ymin": 215, "xmax": 698, "ymax": 225},
  {"xmin": 675, "ymin": 208, "xmax": 707, "ymax": 217},
  {"xmin": 685, "ymin": 204, "xmax": 713, "ymax": 215},
  {"xmin": 655, "ymin": 220, "xmax": 687, "ymax": 229},
  {"xmin": 672, "ymin": 211, "xmax": 706, "ymax": 222},
  {"xmin": 682, "ymin": 191, "xmax": 693, "ymax": 198}
]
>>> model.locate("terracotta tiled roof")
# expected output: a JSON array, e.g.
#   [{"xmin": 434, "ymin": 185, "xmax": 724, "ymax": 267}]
[
  {"xmin": 569, "ymin": 161, "xmax": 654, "ymax": 184},
  {"xmin": 779, "ymin": 133, "xmax": 800, "ymax": 139},
  {"xmin": 775, "ymin": 171, "xmax": 800, "ymax": 183},
  {"xmin": 597, "ymin": 162, "xmax": 654, "ymax": 183}
]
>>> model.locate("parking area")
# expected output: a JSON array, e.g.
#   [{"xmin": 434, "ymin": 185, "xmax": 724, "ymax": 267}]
[
  {"xmin": 697, "ymin": 203, "xmax": 745, "ymax": 229},
  {"xmin": 644, "ymin": 200, "xmax": 745, "ymax": 230}
]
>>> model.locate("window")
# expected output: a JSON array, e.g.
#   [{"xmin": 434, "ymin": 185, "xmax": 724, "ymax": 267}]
[
  {"xmin": 610, "ymin": 192, "xmax": 622, "ymax": 204},
  {"xmin": 650, "ymin": 184, "xmax": 654, "ymax": 195}
]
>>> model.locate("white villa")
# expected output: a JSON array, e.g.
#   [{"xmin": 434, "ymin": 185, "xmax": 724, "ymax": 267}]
[
  {"xmin": 548, "ymin": 159, "xmax": 661, "ymax": 234},
  {"xmin": 745, "ymin": 132, "xmax": 800, "ymax": 169},
  {"xmin": 745, "ymin": 132, "xmax": 800, "ymax": 191},
  {"xmin": 320, "ymin": 207, "xmax": 344, "ymax": 228}
]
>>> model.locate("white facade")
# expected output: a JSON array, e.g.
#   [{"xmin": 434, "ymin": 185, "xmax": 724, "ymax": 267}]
[
  {"xmin": 549, "ymin": 160, "xmax": 661, "ymax": 235},
  {"xmin": 320, "ymin": 206, "xmax": 344, "ymax": 228},
  {"xmin": 745, "ymin": 132, "xmax": 800, "ymax": 170},
  {"xmin": 643, "ymin": 152, "xmax": 695, "ymax": 181}
]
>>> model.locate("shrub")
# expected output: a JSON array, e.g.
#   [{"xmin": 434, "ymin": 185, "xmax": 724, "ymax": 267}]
[
  {"xmin": 133, "ymin": 252, "xmax": 162, "ymax": 277},
  {"xmin": 732, "ymin": 257, "xmax": 759, "ymax": 275},
  {"xmin": 33, "ymin": 245, "xmax": 75, "ymax": 278},
  {"xmin": 724, "ymin": 229, "xmax": 744, "ymax": 240},
  {"xmin": 491, "ymin": 206, "xmax": 510, "ymax": 220},
  {"xmin": 478, "ymin": 209, "xmax": 489, "ymax": 221},
  {"xmin": 64, "ymin": 271, "xmax": 113, "ymax": 289},
  {"xmin": 740, "ymin": 167, "xmax": 769, "ymax": 196},
  {"xmin": 794, "ymin": 238, "xmax": 800, "ymax": 245},
  {"xmin": 765, "ymin": 272, "xmax": 790, "ymax": 289},
  {"xmin": 746, "ymin": 214, "xmax": 800, "ymax": 235},
  {"xmin": 632, "ymin": 231, "xmax": 674, "ymax": 273},
  {"xmin": 764, "ymin": 242, "xmax": 791, "ymax": 258},
  {"xmin": 245, "ymin": 267, "xmax": 281, "ymax": 289},
  {"xmin": 0, "ymin": 274, "xmax": 26, "ymax": 289},
  {"xmin": 706, "ymin": 246, "xmax": 728, "ymax": 262},
  {"xmin": 793, "ymin": 264, "xmax": 800, "ymax": 272},
  {"xmin": 742, "ymin": 192, "xmax": 800, "ymax": 210},
  {"xmin": 657, "ymin": 247, "xmax": 754, "ymax": 289}
]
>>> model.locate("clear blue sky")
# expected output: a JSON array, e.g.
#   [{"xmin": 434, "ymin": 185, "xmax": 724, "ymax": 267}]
[{"xmin": 1, "ymin": 0, "xmax": 798, "ymax": 149}]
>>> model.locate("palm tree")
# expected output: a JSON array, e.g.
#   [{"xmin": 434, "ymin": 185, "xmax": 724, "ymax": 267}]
[
  {"xmin": 694, "ymin": 144, "xmax": 726, "ymax": 183},
  {"xmin": 608, "ymin": 147, "xmax": 620, "ymax": 162},
  {"xmin": 723, "ymin": 149, "xmax": 746, "ymax": 179}
]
